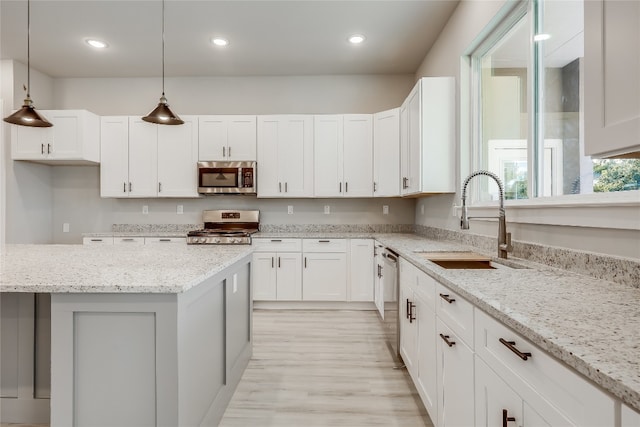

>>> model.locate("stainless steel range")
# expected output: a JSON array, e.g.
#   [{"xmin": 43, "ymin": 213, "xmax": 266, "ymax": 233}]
[{"xmin": 187, "ymin": 210, "xmax": 259, "ymax": 245}]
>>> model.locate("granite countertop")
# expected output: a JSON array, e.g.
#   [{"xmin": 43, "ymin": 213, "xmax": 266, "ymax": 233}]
[{"xmin": 0, "ymin": 244, "xmax": 252, "ymax": 293}]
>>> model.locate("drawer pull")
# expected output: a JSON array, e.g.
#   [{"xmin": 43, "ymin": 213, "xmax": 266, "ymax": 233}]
[
  {"xmin": 90, "ymin": 239, "xmax": 103, "ymax": 242},
  {"xmin": 499, "ymin": 338, "xmax": 532, "ymax": 361},
  {"xmin": 122, "ymin": 238, "xmax": 135, "ymax": 242},
  {"xmin": 318, "ymin": 240, "xmax": 330, "ymax": 243},
  {"xmin": 502, "ymin": 409, "xmax": 516, "ymax": 427},
  {"xmin": 159, "ymin": 239, "xmax": 171, "ymax": 242},
  {"xmin": 439, "ymin": 333, "xmax": 455, "ymax": 347},
  {"xmin": 439, "ymin": 293, "xmax": 456, "ymax": 304},
  {"xmin": 270, "ymin": 239, "xmax": 282, "ymax": 242}
]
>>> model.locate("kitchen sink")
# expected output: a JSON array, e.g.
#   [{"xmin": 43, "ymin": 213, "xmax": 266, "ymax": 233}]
[{"xmin": 413, "ymin": 251, "xmax": 528, "ymax": 270}]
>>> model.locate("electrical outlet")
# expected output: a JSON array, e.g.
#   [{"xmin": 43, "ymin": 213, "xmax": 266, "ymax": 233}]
[
  {"xmin": 177, "ymin": 205, "xmax": 183, "ymax": 214},
  {"xmin": 288, "ymin": 205, "xmax": 294, "ymax": 215},
  {"xmin": 421, "ymin": 204, "xmax": 425, "ymax": 215},
  {"xmin": 142, "ymin": 205, "xmax": 149, "ymax": 215},
  {"xmin": 63, "ymin": 223, "xmax": 70, "ymax": 233},
  {"xmin": 324, "ymin": 205, "xmax": 331, "ymax": 214},
  {"xmin": 452, "ymin": 203, "xmax": 457, "ymax": 217},
  {"xmin": 382, "ymin": 205, "xmax": 389, "ymax": 215}
]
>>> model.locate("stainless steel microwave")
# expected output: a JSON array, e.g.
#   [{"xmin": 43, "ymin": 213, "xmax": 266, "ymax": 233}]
[{"xmin": 197, "ymin": 161, "xmax": 257, "ymax": 195}]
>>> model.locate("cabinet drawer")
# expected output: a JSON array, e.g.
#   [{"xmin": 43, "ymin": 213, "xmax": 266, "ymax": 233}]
[
  {"xmin": 303, "ymin": 238, "xmax": 347, "ymax": 253},
  {"xmin": 435, "ymin": 282, "xmax": 474, "ymax": 348},
  {"xmin": 399, "ymin": 258, "xmax": 436, "ymax": 311},
  {"xmin": 475, "ymin": 309, "xmax": 615, "ymax": 426},
  {"xmin": 83, "ymin": 237, "xmax": 114, "ymax": 245},
  {"xmin": 113, "ymin": 237, "xmax": 145, "ymax": 244},
  {"xmin": 252, "ymin": 238, "xmax": 302, "ymax": 252},
  {"xmin": 144, "ymin": 237, "xmax": 186, "ymax": 244}
]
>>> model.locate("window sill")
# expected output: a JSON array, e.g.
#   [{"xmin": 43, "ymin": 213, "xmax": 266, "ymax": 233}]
[{"xmin": 461, "ymin": 191, "xmax": 640, "ymax": 230}]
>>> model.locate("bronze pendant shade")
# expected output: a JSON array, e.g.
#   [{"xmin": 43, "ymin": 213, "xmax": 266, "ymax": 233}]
[
  {"xmin": 3, "ymin": 0, "xmax": 52, "ymax": 128},
  {"xmin": 142, "ymin": 0, "xmax": 183, "ymax": 125}
]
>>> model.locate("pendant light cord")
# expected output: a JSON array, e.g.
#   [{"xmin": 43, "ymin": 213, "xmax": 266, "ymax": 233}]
[
  {"xmin": 26, "ymin": 0, "xmax": 31, "ymax": 98},
  {"xmin": 161, "ymin": 0, "xmax": 165, "ymax": 96}
]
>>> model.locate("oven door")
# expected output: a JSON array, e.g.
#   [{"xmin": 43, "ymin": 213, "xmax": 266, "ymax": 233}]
[{"xmin": 198, "ymin": 161, "xmax": 256, "ymax": 194}]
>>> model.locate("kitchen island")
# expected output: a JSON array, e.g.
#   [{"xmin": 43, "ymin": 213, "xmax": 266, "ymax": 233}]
[{"xmin": 0, "ymin": 244, "xmax": 253, "ymax": 427}]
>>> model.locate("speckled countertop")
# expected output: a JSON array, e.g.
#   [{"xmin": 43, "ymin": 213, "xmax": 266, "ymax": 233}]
[
  {"xmin": 2, "ymin": 233, "xmax": 639, "ymax": 412},
  {"xmin": 0, "ymin": 244, "xmax": 252, "ymax": 293}
]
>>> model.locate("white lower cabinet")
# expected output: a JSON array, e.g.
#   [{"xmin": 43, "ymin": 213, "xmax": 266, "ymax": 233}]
[
  {"xmin": 622, "ymin": 404, "xmax": 640, "ymax": 427},
  {"xmin": 82, "ymin": 237, "xmax": 114, "ymax": 245},
  {"xmin": 399, "ymin": 258, "xmax": 438, "ymax": 420},
  {"xmin": 348, "ymin": 239, "xmax": 374, "ymax": 302},
  {"xmin": 474, "ymin": 308, "xmax": 615, "ymax": 427},
  {"xmin": 252, "ymin": 239, "xmax": 303, "ymax": 301},
  {"xmin": 303, "ymin": 239, "xmax": 347, "ymax": 301}
]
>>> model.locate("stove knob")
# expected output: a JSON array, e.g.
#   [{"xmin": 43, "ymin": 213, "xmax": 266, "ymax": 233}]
[
  {"xmin": 199, "ymin": 237, "xmax": 206, "ymax": 244},
  {"xmin": 233, "ymin": 238, "xmax": 241, "ymax": 244},
  {"xmin": 213, "ymin": 238, "xmax": 221, "ymax": 244}
]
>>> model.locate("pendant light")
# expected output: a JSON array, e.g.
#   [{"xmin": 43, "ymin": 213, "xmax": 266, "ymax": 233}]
[
  {"xmin": 142, "ymin": 0, "xmax": 183, "ymax": 125},
  {"xmin": 3, "ymin": 0, "xmax": 52, "ymax": 128}
]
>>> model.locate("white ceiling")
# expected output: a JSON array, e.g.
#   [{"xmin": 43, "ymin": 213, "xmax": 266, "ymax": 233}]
[{"xmin": 0, "ymin": 0, "xmax": 460, "ymax": 78}]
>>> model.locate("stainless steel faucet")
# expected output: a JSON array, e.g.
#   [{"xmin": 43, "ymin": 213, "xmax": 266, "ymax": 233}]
[{"xmin": 460, "ymin": 170, "xmax": 513, "ymax": 259}]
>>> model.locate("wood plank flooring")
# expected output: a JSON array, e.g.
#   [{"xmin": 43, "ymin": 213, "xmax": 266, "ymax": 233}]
[{"xmin": 220, "ymin": 309, "xmax": 433, "ymax": 427}]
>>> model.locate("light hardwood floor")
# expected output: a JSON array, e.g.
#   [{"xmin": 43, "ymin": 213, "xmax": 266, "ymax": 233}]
[{"xmin": 220, "ymin": 309, "xmax": 433, "ymax": 427}]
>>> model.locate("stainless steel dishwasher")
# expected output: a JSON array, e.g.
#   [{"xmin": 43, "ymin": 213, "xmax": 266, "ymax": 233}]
[{"xmin": 381, "ymin": 247, "xmax": 401, "ymax": 364}]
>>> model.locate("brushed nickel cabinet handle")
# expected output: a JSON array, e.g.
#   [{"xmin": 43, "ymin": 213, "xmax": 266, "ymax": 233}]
[
  {"xmin": 502, "ymin": 409, "xmax": 516, "ymax": 427},
  {"xmin": 499, "ymin": 338, "xmax": 532, "ymax": 361},
  {"xmin": 439, "ymin": 293, "xmax": 456, "ymax": 304},
  {"xmin": 440, "ymin": 334, "xmax": 455, "ymax": 347}
]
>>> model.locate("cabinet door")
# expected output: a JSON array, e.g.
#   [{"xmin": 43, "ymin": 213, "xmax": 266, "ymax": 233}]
[
  {"xmin": 279, "ymin": 116, "xmax": 314, "ymax": 197},
  {"xmin": 100, "ymin": 116, "xmax": 130, "ymax": 197},
  {"xmin": 437, "ymin": 318, "xmax": 474, "ymax": 427},
  {"xmin": 406, "ymin": 84, "xmax": 421, "ymax": 195},
  {"xmin": 313, "ymin": 115, "xmax": 343, "ymax": 197},
  {"xmin": 128, "ymin": 118, "xmax": 158, "ymax": 197},
  {"xmin": 252, "ymin": 252, "xmax": 277, "ymax": 300},
  {"xmin": 198, "ymin": 116, "xmax": 228, "ymax": 160},
  {"xmin": 584, "ymin": 0, "xmax": 640, "ymax": 157},
  {"xmin": 11, "ymin": 122, "xmax": 48, "ymax": 159},
  {"xmin": 47, "ymin": 111, "xmax": 80, "ymax": 159},
  {"xmin": 227, "ymin": 116, "xmax": 257, "ymax": 160},
  {"xmin": 302, "ymin": 253, "xmax": 347, "ymax": 301},
  {"xmin": 256, "ymin": 117, "xmax": 281, "ymax": 197},
  {"xmin": 157, "ymin": 116, "xmax": 198, "ymax": 197},
  {"xmin": 475, "ymin": 357, "xmax": 523, "ymax": 427},
  {"xmin": 399, "ymin": 283, "xmax": 417, "ymax": 377},
  {"xmin": 343, "ymin": 114, "xmax": 373, "ymax": 197},
  {"xmin": 276, "ymin": 252, "xmax": 302, "ymax": 300},
  {"xmin": 349, "ymin": 239, "xmax": 374, "ymax": 302},
  {"xmin": 415, "ymin": 292, "xmax": 437, "ymax": 420},
  {"xmin": 373, "ymin": 246, "xmax": 384, "ymax": 316},
  {"xmin": 399, "ymin": 102, "xmax": 410, "ymax": 195},
  {"xmin": 373, "ymin": 108, "xmax": 400, "ymax": 197}
]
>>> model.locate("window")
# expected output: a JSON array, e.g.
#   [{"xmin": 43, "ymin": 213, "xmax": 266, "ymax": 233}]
[{"xmin": 470, "ymin": 0, "xmax": 639, "ymax": 202}]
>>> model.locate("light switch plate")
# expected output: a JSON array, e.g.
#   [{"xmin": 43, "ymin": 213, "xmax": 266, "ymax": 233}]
[
  {"xmin": 324, "ymin": 205, "xmax": 330, "ymax": 214},
  {"xmin": 63, "ymin": 223, "xmax": 70, "ymax": 233},
  {"xmin": 142, "ymin": 205, "xmax": 149, "ymax": 215},
  {"xmin": 288, "ymin": 205, "xmax": 294, "ymax": 215},
  {"xmin": 383, "ymin": 205, "xmax": 389, "ymax": 215},
  {"xmin": 177, "ymin": 205, "xmax": 183, "ymax": 214}
]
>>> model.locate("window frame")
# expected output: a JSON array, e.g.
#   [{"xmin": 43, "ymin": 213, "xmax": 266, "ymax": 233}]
[{"xmin": 462, "ymin": 0, "xmax": 640, "ymax": 231}]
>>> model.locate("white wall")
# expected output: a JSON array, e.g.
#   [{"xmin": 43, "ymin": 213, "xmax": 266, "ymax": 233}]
[
  {"xmin": 48, "ymin": 74, "xmax": 417, "ymax": 243},
  {"xmin": 1, "ymin": 60, "xmax": 56, "ymax": 244},
  {"xmin": 413, "ymin": 0, "xmax": 640, "ymax": 259}
]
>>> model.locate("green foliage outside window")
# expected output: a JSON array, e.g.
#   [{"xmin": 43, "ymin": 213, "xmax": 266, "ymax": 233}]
[{"xmin": 593, "ymin": 159, "xmax": 640, "ymax": 192}]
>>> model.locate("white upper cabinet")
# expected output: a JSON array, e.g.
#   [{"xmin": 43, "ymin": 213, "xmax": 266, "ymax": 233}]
[
  {"xmin": 313, "ymin": 114, "xmax": 373, "ymax": 197},
  {"xmin": 257, "ymin": 115, "xmax": 314, "ymax": 198},
  {"xmin": 100, "ymin": 116, "xmax": 198, "ymax": 198},
  {"xmin": 584, "ymin": 0, "xmax": 640, "ymax": 157},
  {"xmin": 11, "ymin": 110, "xmax": 100, "ymax": 165},
  {"xmin": 198, "ymin": 115, "xmax": 257, "ymax": 161},
  {"xmin": 400, "ymin": 77, "xmax": 455, "ymax": 196},
  {"xmin": 373, "ymin": 108, "xmax": 400, "ymax": 197},
  {"xmin": 157, "ymin": 117, "xmax": 198, "ymax": 197}
]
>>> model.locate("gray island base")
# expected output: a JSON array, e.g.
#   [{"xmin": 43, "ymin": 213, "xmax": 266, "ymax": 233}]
[{"xmin": 2, "ymin": 245, "xmax": 253, "ymax": 427}]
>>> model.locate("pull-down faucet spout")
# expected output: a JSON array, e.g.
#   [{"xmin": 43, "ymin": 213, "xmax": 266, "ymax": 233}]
[{"xmin": 461, "ymin": 170, "xmax": 513, "ymax": 259}]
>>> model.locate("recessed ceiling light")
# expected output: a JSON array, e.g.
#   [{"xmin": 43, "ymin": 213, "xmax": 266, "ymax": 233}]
[
  {"xmin": 211, "ymin": 37, "xmax": 229, "ymax": 47},
  {"xmin": 348, "ymin": 34, "xmax": 366, "ymax": 45},
  {"xmin": 533, "ymin": 33, "xmax": 551, "ymax": 42},
  {"xmin": 85, "ymin": 39, "xmax": 108, "ymax": 49}
]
